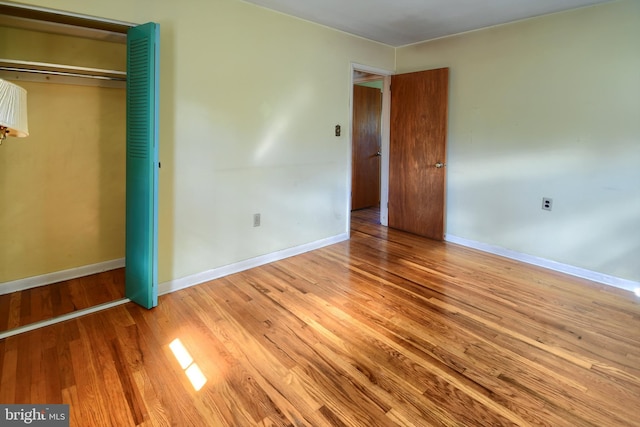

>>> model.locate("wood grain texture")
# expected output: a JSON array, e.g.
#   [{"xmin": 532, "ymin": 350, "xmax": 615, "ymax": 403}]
[
  {"xmin": 0, "ymin": 268, "xmax": 125, "ymax": 332},
  {"xmin": 352, "ymin": 84, "xmax": 382, "ymax": 210},
  {"xmin": 1, "ymin": 209, "xmax": 639, "ymax": 426},
  {"xmin": 390, "ymin": 68, "xmax": 448, "ymax": 240}
]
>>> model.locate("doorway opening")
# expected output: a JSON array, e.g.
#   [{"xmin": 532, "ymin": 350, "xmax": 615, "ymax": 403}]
[
  {"xmin": 350, "ymin": 64, "xmax": 391, "ymax": 230},
  {"xmin": 350, "ymin": 65, "xmax": 450, "ymax": 242}
]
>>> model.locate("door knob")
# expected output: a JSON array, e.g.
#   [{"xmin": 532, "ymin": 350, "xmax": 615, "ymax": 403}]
[
  {"xmin": 376, "ymin": 151, "xmax": 382, "ymax": 156},
  {"xmin": 435, "ymin": 162, "xmax": 445, "ymax": 168}
]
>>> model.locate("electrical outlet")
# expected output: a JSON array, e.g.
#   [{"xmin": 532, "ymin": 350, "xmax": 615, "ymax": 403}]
[
  {"xmin": 542, "ymin": 197, "xmax": 553, "ymax": 211},
  {"xmin": 253, "ymin": 213, "xmax": 261, "ymax": 227}
]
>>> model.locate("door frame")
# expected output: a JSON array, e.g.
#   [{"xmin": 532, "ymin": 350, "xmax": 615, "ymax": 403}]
[{"xmin": 349, "ymin": 63, "xmax": 392, "ymax": 231}]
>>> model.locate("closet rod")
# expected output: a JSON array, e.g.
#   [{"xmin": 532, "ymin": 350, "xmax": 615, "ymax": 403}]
[
  {"xmin": 0, "ymin": 58, "xmax": 126, "ymax": 81},
  {"xmin": 0, "ymin": 66, "xmax": 125, "ymax": 81}
]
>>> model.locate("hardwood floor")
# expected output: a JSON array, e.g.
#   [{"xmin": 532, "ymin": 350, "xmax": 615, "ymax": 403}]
[
  {"xmin": 1, "ymin": 209, "xmax": 639, "ymax": 426},
  {"xmin": 0, "ymin": 269, "xmax": 125, "ymax": 333}
]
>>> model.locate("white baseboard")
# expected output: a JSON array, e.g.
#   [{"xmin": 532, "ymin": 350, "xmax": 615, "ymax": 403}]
[
  {"xmin": 159, "ymin": 233, "xmax": 349, "ymax": 296},
  {"xmin": 0, "ymin": 258, "xmax": 125, "ymax": 295},
  {"xmin": 445, "ymin": 234, "xmax": 639, "ymax": 293}
]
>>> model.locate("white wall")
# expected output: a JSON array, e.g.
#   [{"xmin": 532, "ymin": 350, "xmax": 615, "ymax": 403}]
[
  {"xmin": 397, "ymin": 0, "xmax": 640, "ymax": 282},
  {"xmin": 18, "ymin": 0, "xmax": 395, "ymax": 283}
]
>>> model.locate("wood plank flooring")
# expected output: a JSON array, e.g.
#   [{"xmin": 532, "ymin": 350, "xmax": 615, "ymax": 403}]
[
  {"xmin": 0, "ymin": 268, "xmax": 125, "ymax": 333},
  {"xmin": 1, "ymin": 209, "xmax": 639, "ymax": 426}
]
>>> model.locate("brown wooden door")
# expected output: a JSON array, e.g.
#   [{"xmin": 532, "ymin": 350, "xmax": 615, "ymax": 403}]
[
  {"xmin": 351, "ymin": 85, "xmax": 382, "ymax": 210},
  {"xmin": 389, "ymin": 68, "xmax": 449, "ymax": 240}
]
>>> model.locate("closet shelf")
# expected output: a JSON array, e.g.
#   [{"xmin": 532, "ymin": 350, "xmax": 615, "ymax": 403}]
[{"xmin": 0, "ymin": 59, "xmax": 126, "ymax": 88}]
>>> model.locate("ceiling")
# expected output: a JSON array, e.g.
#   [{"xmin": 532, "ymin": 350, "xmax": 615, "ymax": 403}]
[{"xmin": 242, "ymin": 0, "xmax": 611, "ymax": 46}]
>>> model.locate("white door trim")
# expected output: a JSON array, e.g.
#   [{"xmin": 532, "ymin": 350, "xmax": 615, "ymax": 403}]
[{"xmin": 349, "ymin": 62, "xmax": 393, "ymax": 230}]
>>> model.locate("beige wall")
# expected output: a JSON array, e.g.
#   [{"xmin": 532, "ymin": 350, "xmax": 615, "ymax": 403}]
[
  {"xmin": 0, "ymin": 28, "xmax": 126, "ymax": 284},
  {"xmin": 11, "ymin": 0, "xmax": 635, "ymax": 287},
  {"xmin": 0, "ymin": 83, "xmax": 126, "ymax": 283},
  {"xmin": 397, "ymin": 0, "xmax": 640, "ymax": 282},
  {"xmin": 15, "ymin": 0, "xmax": 395, "ymax": 284}
]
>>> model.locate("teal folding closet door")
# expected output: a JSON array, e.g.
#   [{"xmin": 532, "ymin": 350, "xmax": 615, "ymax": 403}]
[{"xmin": 125, "ymin": 22, "xmax": 159, "ymax": 309}]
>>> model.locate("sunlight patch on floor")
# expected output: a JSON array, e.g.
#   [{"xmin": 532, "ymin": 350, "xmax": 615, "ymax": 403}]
[{"xmin": 169, "ymin": 338, "xmax": 207, "ymax": 391}]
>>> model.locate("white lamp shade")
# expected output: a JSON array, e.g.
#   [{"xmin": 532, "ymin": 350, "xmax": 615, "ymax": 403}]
[{"xmin": 0, "ymin": 78, "xmax": 29, "ymax": 137}]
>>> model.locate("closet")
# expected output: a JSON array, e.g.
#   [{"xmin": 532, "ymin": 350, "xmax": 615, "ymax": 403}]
[{"xmin": 0, "ymin": 4, "xmax": 131, "ymax": 334}]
